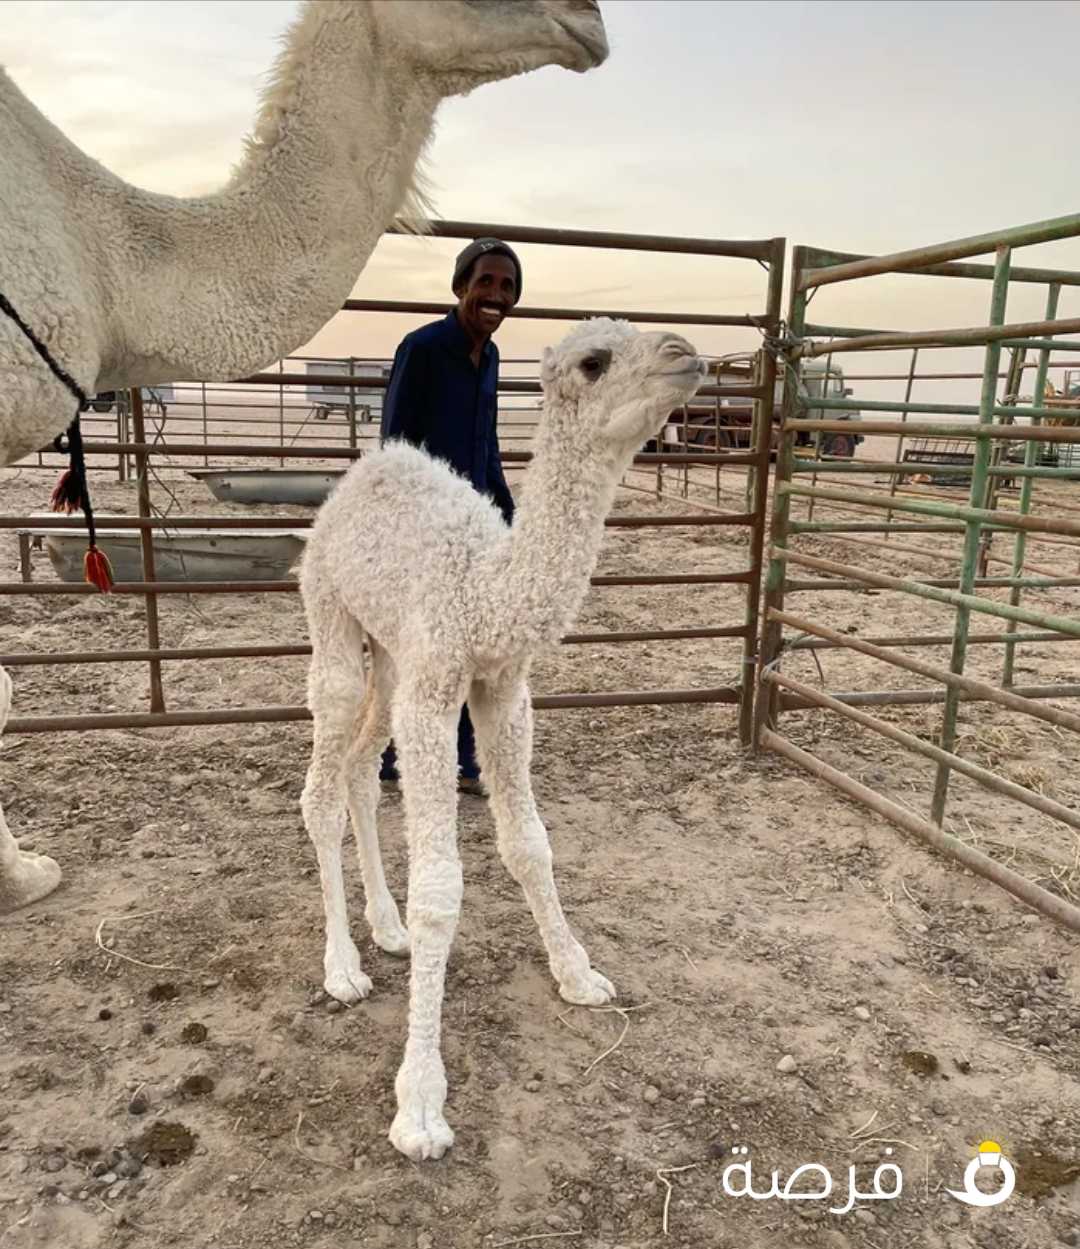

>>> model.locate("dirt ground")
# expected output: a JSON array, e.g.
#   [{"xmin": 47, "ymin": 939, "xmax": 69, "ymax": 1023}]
[{"xmin": 2, "ymin": 444, "xmax": 1080, "ymax": 1249}]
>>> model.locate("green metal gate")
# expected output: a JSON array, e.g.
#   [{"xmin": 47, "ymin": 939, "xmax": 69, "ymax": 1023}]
[{"xmin": 756, "ymin": 211, "xmax": 1080, "ymax": 932}]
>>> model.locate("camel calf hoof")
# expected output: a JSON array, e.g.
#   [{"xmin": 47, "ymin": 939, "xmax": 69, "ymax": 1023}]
[
  {"xmin": 1, "ymin": 850, "xmax": 62, "ymax": 915},
  {"xmin": 389, "ymin": 1102, "xmax": 454, "ymax": 1161},
  {"xmin": 558, "ymin": 967, "xmax": 616, "ymax": 1007},
  {"xmin": 324, "ymin": 940, "xmax": 373, "ymax": 1003},
  {"xmin": 369, "ymin": 912, "xmax": 410, "ymax": 958}
]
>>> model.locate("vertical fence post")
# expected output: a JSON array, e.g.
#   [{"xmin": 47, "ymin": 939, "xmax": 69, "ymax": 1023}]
[
  {"xmin": 123, "ymin": 393, "xmax": 132, "ymax": 482},
  {"xmin": 930, "ymin": 245, "xmax": 1012, "ymax": 824},
  {"xmin": 201, "ymin": 382, "xmax": 209, "ymax": 469},
  {"xmin": 754, "ymin": 246, "xmax": 806, "ymax": 745},
  {"xmin": 129, "ymin": 388, "xmax": 166, "ymax": 714},
  {"xmin": 805, "ymin": 349, "xmax": 834, "ymax": 524},
  {"xmin": 278, "ymin": 360, "xmax": 286, "ymax": 468},
  {"xmin": 681, "ymin": 403, "xmax": 689, "ymax": 499},
  {"xmin": 746, "ymin": 237, "xmax": 787, "ymax": 746},
  {"xmin": 347, "ymin": 358, "xmax": 358, "ymax": 454},
  {"xmin": 978, "ymin": 344, "xmax": 1025, "ymax": 577},
  {"xmin": 1003, "ymin": 282, "xmax": 1060, "ymax": 686},
  {"xmin": 743, "ymin": 395, "xmax": 754, "ymax": 516},
  {"xmin": 114, "ymin": 400, "xmax": 124, "ymax": 482},
  {"xmin": 885, "ymin": 347, "xmax": 920, "ymax": 532}
]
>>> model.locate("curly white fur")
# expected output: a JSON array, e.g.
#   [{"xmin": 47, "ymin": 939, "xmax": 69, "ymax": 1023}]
[
  {"xmin": 299, "ymin": 319, "xmax": 704, "ymax": 1159},
  {"xmin": 0, "ymin": 0, "xmax": 607, "ymax": 916}
]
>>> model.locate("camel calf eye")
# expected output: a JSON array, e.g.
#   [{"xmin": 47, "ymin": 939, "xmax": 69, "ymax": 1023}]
[{"xmin": 579, "ymin": 349, "xmax": 611, "ymax": 379}]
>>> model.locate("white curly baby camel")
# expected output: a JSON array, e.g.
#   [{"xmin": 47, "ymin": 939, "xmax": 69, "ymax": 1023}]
[
  {"xmin": 0, "ymin": 0, "xmax": 608, "ymax": 914},
  {"xmin": 300, "ymin": 319, "xmax": 704, "ymax": 1160}
]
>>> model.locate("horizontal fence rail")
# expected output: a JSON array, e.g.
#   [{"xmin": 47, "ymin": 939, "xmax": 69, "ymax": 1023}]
[
  {"xmin": 798, "ymin": 210, "xmax": 1080, "ymax": 290},
  {"xmin": 5, "ymin": 685, "xmax": 744, "ymax": 736},
  {"xmin": 342, "ymin": 297, "xmax": 763, "ymax": 329}
]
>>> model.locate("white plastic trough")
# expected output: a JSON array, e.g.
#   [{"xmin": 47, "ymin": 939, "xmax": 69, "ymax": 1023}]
[
  {"xmin": 38, "ymin": 527, "xmax": 307, "ymax": 583},
  {"xmin": 187, "ymin": 468, "xmax": 346, "ymax": 506}
]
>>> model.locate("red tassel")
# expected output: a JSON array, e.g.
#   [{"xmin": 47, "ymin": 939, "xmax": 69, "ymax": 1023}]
[
  {"xmin": 50, "ymin": 469, "xmax": 82, "ymax": 514},
  {"xmin": 84, "ymin": 545, "xmax": 114, "ymax": 593}
]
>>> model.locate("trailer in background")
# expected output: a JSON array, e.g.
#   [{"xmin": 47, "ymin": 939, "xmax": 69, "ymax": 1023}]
[{"xmin": 304, "ymin": 358, "xmax": 390, "ymax": 422}]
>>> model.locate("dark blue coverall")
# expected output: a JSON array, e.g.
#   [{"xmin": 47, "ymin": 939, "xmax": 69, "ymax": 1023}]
[{"xmin": 378, "ymin": 311, "xmax": 515, "ymax": 782}]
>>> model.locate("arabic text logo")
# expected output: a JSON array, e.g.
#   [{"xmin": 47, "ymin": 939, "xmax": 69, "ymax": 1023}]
[
  {"xmin": 945, "ymin": 1140, "xmax": 1016, "ymax": 1208},
  {"xmin": 720, "ymin": 1145, "xmax": 902, "ymax": 1213}
]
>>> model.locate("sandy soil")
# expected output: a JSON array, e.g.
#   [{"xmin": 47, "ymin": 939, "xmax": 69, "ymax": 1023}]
[{"xmin": 2, "ymin": 442, "xmax": 1080, "ymax": 1249}]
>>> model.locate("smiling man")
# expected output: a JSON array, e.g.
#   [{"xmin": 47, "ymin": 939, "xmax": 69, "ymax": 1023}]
[{"xmin": 378, "ymin": 237, "xmax": 522, "ymax": 794}]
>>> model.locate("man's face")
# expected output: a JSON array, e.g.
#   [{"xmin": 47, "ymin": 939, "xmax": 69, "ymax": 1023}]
[{"xmin": 455, "ymin": 254, "xmax": 518, "ymax": 341}]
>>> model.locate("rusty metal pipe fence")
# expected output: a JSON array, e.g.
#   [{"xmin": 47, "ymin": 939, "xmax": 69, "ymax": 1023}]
[
  {"xmin": 756, "ymin": 210, "xmax": 1080, "ymax": 933},
  {"xmin": 3, "ymin": 220, "xmax": 784, "ymax": 744}
]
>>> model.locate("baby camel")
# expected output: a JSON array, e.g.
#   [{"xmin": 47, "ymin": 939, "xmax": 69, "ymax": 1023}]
[{"xmin": 299, "ymin": 319, "xmax": 704, "ymax": 1160}]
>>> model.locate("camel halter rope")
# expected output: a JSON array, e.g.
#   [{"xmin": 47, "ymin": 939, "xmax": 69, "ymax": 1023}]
[{"xmin": 0, "ymin": 291, "xmax": 113, "ymax": 591}]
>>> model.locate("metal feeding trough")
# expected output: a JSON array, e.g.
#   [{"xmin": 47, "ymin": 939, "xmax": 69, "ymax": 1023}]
[
  {"xmin": 40, "ymin": 527, "xmax": 307, "ymax": 583},
  {"xmin": 188, "ymin": 468, "xmax": 347, "ymax": 506}
]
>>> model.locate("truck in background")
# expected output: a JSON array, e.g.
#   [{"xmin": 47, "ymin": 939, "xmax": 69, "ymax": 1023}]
[{"xmin": 652, "ymin": 358, "xmax": 863, "ymax": 458}]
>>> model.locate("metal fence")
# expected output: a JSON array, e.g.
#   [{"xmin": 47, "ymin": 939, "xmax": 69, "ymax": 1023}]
[
  {"xmin": 2, "ymin": 219, "xmax": 785, "ymax": 745},
  {"xmin": 756, "ymin": 210, "xmax": 1080, "ymax": 931}
]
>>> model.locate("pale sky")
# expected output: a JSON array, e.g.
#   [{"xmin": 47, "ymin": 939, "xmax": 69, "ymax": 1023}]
[{"xmin": 5, "ymin": 0, "xmax": 1080, "ymax": 393}]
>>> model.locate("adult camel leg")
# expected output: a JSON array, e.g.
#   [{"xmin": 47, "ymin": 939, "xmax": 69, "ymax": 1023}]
[{"xmin": 0, "ymin": 668, "xmax": 61, "ymax": 915}]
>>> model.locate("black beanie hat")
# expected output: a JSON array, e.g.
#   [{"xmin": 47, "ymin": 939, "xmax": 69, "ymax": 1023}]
[{"xmin": 452, "ymin": 238, "xmax": 523, "ymax": 303}]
